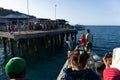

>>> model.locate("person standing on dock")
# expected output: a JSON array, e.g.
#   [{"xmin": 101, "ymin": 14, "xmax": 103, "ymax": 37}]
[
  {"xmin": 80, "ymin": 34, "xmax": 86, "ymax": 49},
  {"xmin": 5, "ymin": 57, "xmax": 29, "ymax": 80},
  {"xmin": 86, "ymin": 29, "xmax": 93, "ymax": 51},
  {"xmin": 66, "ymin": 39, "xmax": 74, "ymax": 51}
]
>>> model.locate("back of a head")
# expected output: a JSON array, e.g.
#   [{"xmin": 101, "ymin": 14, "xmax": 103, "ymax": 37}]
[
  {"xmin": 5, "ymin": 57, "xmax": 26, "ymax": 79},
  {"xmin": 87, "ymin": 29, "xmax": 90, "ymax": 33},
  {"xmin": 94, "ymin": 61, "xmax": 105, "ymax": 77},
  {"xmin": 81, "ymin": 34, "xmax": 85, "ymax": 38},
  {"xmin": 70, "ymin": 49, "xmax": 89, "ymax": 69}
]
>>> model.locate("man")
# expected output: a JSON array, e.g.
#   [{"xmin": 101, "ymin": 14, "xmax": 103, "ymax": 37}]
[
  {"xmin": 66, "ymin": 39, "xmax": 73, "ymax": 51},
  {"xmin": 86, "ymin": 29, "xmax": 93, "ymax": 51},
  {"xmin": 5, "ymin": 57, "xmax": 28, "ymax": 80}
]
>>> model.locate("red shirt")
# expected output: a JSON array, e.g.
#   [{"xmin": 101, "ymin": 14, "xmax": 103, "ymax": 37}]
[
  {"xmin": 80, "ymin": 37, "xmax": 86, "ymax": 47},
  {"xmin": 103, "ymin": 68, "xmax": 120, "ymax": 80}
]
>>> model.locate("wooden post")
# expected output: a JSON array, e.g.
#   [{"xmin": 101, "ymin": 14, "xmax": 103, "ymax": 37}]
[
  {"xmin": 66, "ymin": 33, "xmax": 69, "ymax": 41},
  {"xmin": 75, "ymin": 31, "xmax": 78, "ymax": 42},
  {"xmin": 9, "ymin": 39, "xmax": 14, "ymax": 57},
  {"xmin": 59, "ymin": 34, "xmax": 61, "ymax": 47},
  {"xmin": 24, "ymin": 39, "xmax": 28, "ymax": 55},
  {"xmin": 57, "ymin": 35, "xmax": 59, "ymax": 47},
  {"xmin": 54, "ymin": 35, "xmax": 59, "ymax": 47},
  {"xmin": 50, "ymin": 36, "xmax": 54, "ymax": 48},
  {"xmin": 56, "ymin": 35, "xmax": 59, "ymax": 47},
  {"xmin": 33, "ymin": 38, "xmax": 36, "ymax": 52},
  {"xmin": 53, "ymin": 35, "xmax": 56, "ymax": 48},
  {"xmin": 71, "ymin": 32, "xmax": 74, "ymax": 41},
  {"xmin": 54, "ymin": 35, "xmax": 57, "ymax": 48},
  {"xmin": 38, "ymin": 37, "xmax": 42, "ymax": 51},
  {"xmin": 17, "ymin": 39, "xmax": 26, "ymax": 58},
  {"xmin": 61, "ymin": 33, "xmax": 65, "ymax": 47},
  {"xmin": 2, "ymin": 37, "xmax": 7, "ymax": 54},
  {"xmin": 44, "ymin": 36, "xmax": 48, "ymax": 48},
  {"xmin": 34, "ymin": 38, "xmax": 39, "ymax": 53}
]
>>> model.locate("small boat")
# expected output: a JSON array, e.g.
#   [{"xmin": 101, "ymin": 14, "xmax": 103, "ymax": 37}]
[
  {"xmin": 74, "ymin": 24, "xmax": 85, "ymax": 31},
  {"xmin": 57, "ymin": 46, "xmax": 104, "ymax": 80}
]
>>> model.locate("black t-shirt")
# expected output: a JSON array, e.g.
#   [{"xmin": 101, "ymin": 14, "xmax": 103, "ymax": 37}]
[{"xmin": 61, "ymin": 68, "xmax": 100, "ymax": 80}]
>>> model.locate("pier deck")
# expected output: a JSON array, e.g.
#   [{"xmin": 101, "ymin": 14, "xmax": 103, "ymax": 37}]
[
  {"xmin": 0, "ymin": 28, "xmax": 77, "ymax": 40},
  {"xmin": 0, "ymin": 28, "xmax": 78, "ymax": 58}
]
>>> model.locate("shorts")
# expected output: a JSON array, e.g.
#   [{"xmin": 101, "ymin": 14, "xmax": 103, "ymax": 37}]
[{"xmin": 87, "ymin": 42, "xmax": 92, "ymax": 50}]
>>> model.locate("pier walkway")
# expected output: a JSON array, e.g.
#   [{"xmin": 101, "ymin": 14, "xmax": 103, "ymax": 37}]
[{"xmin": 0, "ymin": 28, "xmax": 77, "ymax": 40}]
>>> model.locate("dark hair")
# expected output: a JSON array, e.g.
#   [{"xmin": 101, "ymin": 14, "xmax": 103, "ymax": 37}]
[
  {"xmin": 105, "ymin": 52, "xmax": 112, "ymax": 65},
  {"xmin": 105, "ymin": 53, "xmax": 112, "ymax": 58},
  {"xmin": 70, "ymin": 49, "xmax": 89, "ymax": 69},
  {"xmin": 94, "ymin": 62, "xmax": 105, "ymax": 77},
  {"xmin": 8, "ymin": 69, "xmax": 26, "ymax": 79},
  {"xmin": 87, "ymin": 29, "xmax": 90, "ymax": 33}
]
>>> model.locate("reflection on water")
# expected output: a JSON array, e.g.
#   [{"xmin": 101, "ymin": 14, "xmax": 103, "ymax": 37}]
[
  {"xmin": 0, "ymin": 47, "xmax": 9, "ymax": 80},
  {"xmin": 0, "ymin": 45, "xmax": 67, "ymax": 80},
  {"xmin": 26, "ymin": 48, "xmax": 67, "ymax": 80}
]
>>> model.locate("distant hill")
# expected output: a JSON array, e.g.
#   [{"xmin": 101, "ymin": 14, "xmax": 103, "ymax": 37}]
[
  {"xmin": 0, "ymin": 7, "xmax": 15, "ymax": 16},
  {"xmin": 0, "ymin": 7, "xmax": 35, "ymax": 18}
]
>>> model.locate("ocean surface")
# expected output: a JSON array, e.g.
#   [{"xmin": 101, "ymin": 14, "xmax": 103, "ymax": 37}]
[{"xmin": 1, "ymin": 26, "xmax": 120, "ymax": 80}]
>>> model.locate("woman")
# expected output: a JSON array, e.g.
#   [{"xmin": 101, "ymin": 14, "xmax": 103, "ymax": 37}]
[
  {"xmin": 103, "ymin": 48, "xmax": 120, "ymax": 80},
  {"xmin": 80, "ymin": 34, "xmax": 86, "ymax": 49},
  {"xmin": 61, "ymin": 49, "xmax": 100, "ymax": 80}
]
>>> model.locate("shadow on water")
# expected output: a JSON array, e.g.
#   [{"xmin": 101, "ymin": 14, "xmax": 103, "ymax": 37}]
[
  {"xmin": 25, "ymin": 47, "xmax": 67, "ymax": 80},
  {"xmin": 0, "ymin": 42, "xmax": 68, "ymax": 80},
  {"xmin": 0, "ymin": 38, "xmax": 68, "ymax": 80}
]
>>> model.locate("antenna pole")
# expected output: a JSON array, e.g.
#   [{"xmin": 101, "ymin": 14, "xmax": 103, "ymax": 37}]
[
  {"xmin": 27, "ymin": 0, "xmax": 30, "ymax": 31},
  {"xmin": 55, "ymin": 4, "xmax": 57, "ymax": 20},
  {"xmin": 27, "ymin": 0, "xmax": 30, "ymax": 15}
]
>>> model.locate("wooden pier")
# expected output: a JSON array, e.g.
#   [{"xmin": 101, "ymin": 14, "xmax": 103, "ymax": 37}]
[{"xmin": 0, "ymin": 28, "xmax": 77, "ymax": 58}]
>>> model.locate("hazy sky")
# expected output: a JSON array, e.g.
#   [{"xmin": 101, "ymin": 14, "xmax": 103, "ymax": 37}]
[{"xmin": 0, "ymin": 0, "xmax": 120, "ymax": 25}]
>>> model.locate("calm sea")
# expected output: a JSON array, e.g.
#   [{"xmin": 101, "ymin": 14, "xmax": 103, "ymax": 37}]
[{"xmin": 0, "ymin": 26, "xmax": 120, "ymax": 80}]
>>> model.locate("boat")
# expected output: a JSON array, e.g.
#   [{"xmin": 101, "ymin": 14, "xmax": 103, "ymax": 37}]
[
  {"xmin": 57, "ymin": 46, "xmax": 104, "ymax": 80},
  {"xmin": 74, "ymin": 24, "xmax": 85, "ymax": 31}
]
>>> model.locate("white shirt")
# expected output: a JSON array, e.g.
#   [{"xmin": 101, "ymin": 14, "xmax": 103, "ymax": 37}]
[
  {"xmin": 111, "ymin": 48, "xmax": 120, "ymax": 70},
  {"xmin": 86, "ymin": 33, "xmax": 93, "ymax": 43}
]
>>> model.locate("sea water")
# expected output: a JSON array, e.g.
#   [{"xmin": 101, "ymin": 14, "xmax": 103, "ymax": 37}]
[{"xmin": 0, "ymin": 26, "xmax": 120, "ymax": 80}]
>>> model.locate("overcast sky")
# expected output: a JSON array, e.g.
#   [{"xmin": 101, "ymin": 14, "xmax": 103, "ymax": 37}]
[{"xmin": 0, "ymin": 0, "xmax": 120, "ymax": 25}]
